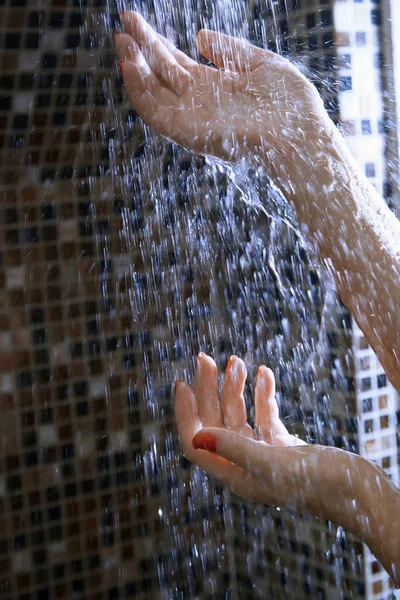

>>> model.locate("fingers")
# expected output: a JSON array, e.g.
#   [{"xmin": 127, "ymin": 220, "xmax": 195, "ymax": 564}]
[
  {"xmin": 120, "ymin": 59, "xmax": 180, "ymax": 134},
  {"xmin": 194, "ymin": 354, "xmax": 223, "ymax": 427},
  {"xmin": 197, "ymin": 29, "xmax": 270, "ymax": 72},
  {"xmin": 114, "ymin": 32, "xmax": 141, "ymax": 62},
  {"xmin": 255, "ymin": 366, "xmax": 279, "ymax": 433},
  {"xmin": 192, "ymin": 427, "xmax": 310, "ymax": 505},
  {"xmin": 220, "ymin": 356, "xmax": 248, "ymax": 428},
  {"xmin": 174, "ymin": 380, "xmax": 202, "ymax": 448},
  {"xmin": 115, "ymin": 30, "xmax": 181, "ymax": 130},
  {"xmin": 174, "ymin": 380, "xmax": 258, "ymax": 498},
  {"xmin": 193, "ymin": 427, "xmax": 276, "ymax": 476},
  {"xmin": 121, "ymin": 11, "xmax": 193, "ymax": 96},
  {"xmin": 254, "ymin": 366, "xmax": 293, "ymax": 443},
  {"xmin": 156, "ymin": 32, "xmax": 198, "ymax": 69}
]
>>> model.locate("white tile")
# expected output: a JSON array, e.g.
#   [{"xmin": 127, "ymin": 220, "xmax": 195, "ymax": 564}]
[
  {"xmin": 13, "ymin": 94, "xmax": 33, "ymax": 112},
  {"xmin": 39, "ymin": 425, "xmax": 58, "ymax": 446},
  {"xmin": 6, "ymin": 266, "xmax": 24, "ymax": 289}
]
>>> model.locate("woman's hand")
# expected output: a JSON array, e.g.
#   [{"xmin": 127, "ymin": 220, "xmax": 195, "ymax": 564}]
[
  {"xmin": 174, "ymin": 353, "xmax": 307, "ymax": 506},
  {"xmin": 175, "ymin": 354, "xmax": 400, "ymax": 584},
  {"xmin": 115, "ymin": 12, "xmax": 334, "ymax": 168}
]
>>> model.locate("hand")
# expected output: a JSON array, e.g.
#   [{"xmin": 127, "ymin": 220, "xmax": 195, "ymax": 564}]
[
  {"xmin": 115, "ymin": 12, "xmax": 335, "ymax": 170},
  {"xmin": 174, "ymin": 353, "xmax": 306, "ymax": 505}
]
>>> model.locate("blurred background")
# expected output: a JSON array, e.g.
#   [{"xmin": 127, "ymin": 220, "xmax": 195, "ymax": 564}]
[{"xmin": 0, "ymin": 0, "xmax": 399, "ymax": 598}]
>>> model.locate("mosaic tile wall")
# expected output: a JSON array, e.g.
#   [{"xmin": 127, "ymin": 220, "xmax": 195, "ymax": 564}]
[{"xmin": 0, "ymin": 0, "xmax": 366, "ymax": 598}]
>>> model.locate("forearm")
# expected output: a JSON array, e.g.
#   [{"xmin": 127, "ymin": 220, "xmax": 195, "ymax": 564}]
[
  {"xmin": 285, "ymin": 445, "xmax": 400, "ymax": 583},
  {"xmin": 262, "ymin": 127, "xmax": 400, "ymax": 392}
]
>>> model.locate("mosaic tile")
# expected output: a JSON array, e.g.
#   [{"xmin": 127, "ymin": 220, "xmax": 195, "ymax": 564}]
[{"xmin": 0, "ymin": 0, "xmax": 389, "ymax": 598}]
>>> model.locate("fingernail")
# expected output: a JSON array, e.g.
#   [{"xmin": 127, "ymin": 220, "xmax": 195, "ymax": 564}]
[
  {"xmin": 192, "ymin": 432, "xmax": 217, "ymax": 452},
  {"xmin": 114, "ymin": 32, "xmax": 122, "ymax": 39},
  {"xmin": 119, "ymin": 59, "xmax": 125, "ymax": 74},
  {"xmin": 174, "ymin": 379, "xmax": 183, "ymax": 394},
  {"xmin": 198, "ymin": 352, "xmax": 206, "ymax": 359},
  {"xmin": 226, "ymin": 356, "xmax": 234, "ymax": 373}
]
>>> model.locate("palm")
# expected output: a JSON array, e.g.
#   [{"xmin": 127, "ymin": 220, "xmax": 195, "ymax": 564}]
[
  {"xmin": 174, "ymin": 354, "xmax": 305, "ymax": 503},
  {"xmin": 167, "ymin": 66, "xmax": 257, "ymax": 157},
  {"xmin": 116, "ymin": 12, "xmax": 326, "ymax": 162}
]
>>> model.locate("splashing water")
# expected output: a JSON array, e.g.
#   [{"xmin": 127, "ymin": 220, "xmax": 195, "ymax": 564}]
[{"xmin": 86, "ymin": 0, "xmax": 365, "ymax": 597}]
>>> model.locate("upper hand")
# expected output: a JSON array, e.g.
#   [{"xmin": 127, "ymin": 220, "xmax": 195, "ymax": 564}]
[
  {"xmin": 115, "ymin": 12, "xmax": 334, "ymax": 168},
  {"xmin": 174, "ymin": 353, "xmax": 306, "ymax": 505}
]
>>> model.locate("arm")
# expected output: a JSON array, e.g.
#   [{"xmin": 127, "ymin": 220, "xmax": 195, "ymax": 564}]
[
  {"xmin": 192, "ymin": 428, "xmax": 400, "ymax": 585},
  {"xmin": 265, "ymin": 127, "xmax": 400, "ymax": 392},
  {"xmin": 115, "ymin": 13, "xmax": 400, "ymax": 391},
  {"xmin": 175, "ymin": 353, "xmax": 400, "ymax": 583}
]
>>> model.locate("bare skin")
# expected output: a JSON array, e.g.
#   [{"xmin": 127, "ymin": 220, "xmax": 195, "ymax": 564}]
[
  {"xmin": 115, "ymin": 12, "xmax": 400, "ymax": 581},
  {"xmin": 176, "ymin": 354, "xmax": 400, "ymax": 584}
]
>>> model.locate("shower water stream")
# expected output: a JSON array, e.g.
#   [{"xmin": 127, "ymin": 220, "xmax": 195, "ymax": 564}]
[{"xmin": 89, "ymin": 0, "xmax": 362, "ymax": 596}]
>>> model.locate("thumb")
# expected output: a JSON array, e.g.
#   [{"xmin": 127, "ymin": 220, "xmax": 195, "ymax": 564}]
[
  {"xmin": 192, "ymin": 427, "xmax": 275, "ymax": 475},
  {"xmin": 197, "ymin": 29, "xmax": 267, "ymax": 72}
]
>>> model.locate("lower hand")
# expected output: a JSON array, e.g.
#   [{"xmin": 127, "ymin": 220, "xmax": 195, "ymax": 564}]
[{"xmin": 174, "ymin": 353, "xmax": 307, "ymax": 506}]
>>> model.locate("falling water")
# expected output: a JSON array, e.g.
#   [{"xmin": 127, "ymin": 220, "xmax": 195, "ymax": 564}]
[
  {"xmin": 0, "ymin": 0, "xmax": 382, "ymax": 600},
  {"xmin": 1, "ymin": 0, "xmax": 377, "ymax": 597},
  {"xmin": 82, "ymin": 0, "xmax": 367, "ymax": 597}
]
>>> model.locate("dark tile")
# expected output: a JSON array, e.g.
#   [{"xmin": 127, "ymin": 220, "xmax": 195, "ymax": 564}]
[
  {"xmin": 25, "ymin": 33, "xmax": 41, "ymax": 48},
  {"xmin": 35, "ymin": 95, "xmax": 51, "ymax": 109},
  {"xmin": 0, "ymin": 97, "xmax": 12, "ymax": 111},
  {"xmin": 65, "ymin": 34, "xmax": 80, "ymax": 48},
  {"xmin": 42, "ymin": 53, "xmax": 57, "ymax": 68},
  {"xmin": 28, "ymin": 11, "xmax": 45, "ymax": 27},
  {"xmin": 49, "ymin": 12, "xmax": 65, "ymax": 27},
  {"xmin": 59, "ymin": 73, "xmax": 73, "ymax": 88},
  {"xmin": 19, "ymin": 73, "xmax": 35, "ymax": 89},
  {"xmin": 39, "ymin": 73, "xmax": 54, "ymax": 88},
  {"xmin": 0, "ymin": 75, "xmax": 14, "ymax": 89},
  {"xmin": 5, "ymin": 34, "xmax": 21, "ymax": 48}
]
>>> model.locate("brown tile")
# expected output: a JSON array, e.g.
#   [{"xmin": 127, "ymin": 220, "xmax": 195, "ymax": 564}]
[
  {"xmin": 84, "ymin": 516, "xmax": 97, "ymax": 531},
  {"xmin": 71, "ymin": 362, "xmax": 85, "ymax": 377},
  {"xmin": 90, "ymin": 360, "xmax": 103, "ymax": 375},
  {"xmin": 4, "ymin": 170, "xmax": 19, "ymax": 184},
  {"xmin": 15, "ymin": 351, "xmax": 30, "ymax": 369},
  {"xmin": 68, "ymin": 521, "xmax": 80, "ymax": 537},
  {"xmin": 47, "ymin": 286, "xmax": 61, "ymax": 302},
  {"xmin": 66, "ymin": 502, "xmax": 79, "ymax": 519},
  {"xmin": 16, "ymin": 574, "xmax": 31, "ymax": 589},
  {"xmin": 1, "ymin": 189, "xmax": 16, "ymax": 204},
  {"xmin": 54, "ymin": 584, "xmax": 68, "ymax": 598},
  {"xmin": 0, "ymin": 394, "xmax": 15, "ymax": 410},
  {"xmin": 70, "ymin": 110, "xmax": 85, "ymax": 126},
  {"xmin": 44, "ymin": 245, "xmax": 59, "ymax": 261},
  {"xmin": 0, "ymin": 353, "xmax": 14, "ymax": 372},
  {"xmin": 27, "ymin": 288, "xmax": 43, "ymax": 303},
  {"xmin": 4, "ymin": 248, "xmax": 21, "ymax": 267},
  {"xmin": 7, "ymin": 10, "xmax": 26, "ymax": 26},
  {"xmin": 61, "ymin": 242, "xmax": 77, "ymax": 259},
  {"xmin": 9, "ymin": 290, "xmax": 25, "ymax": 306},
  {"xmin": 32, "ymin": 113, "xmax": 47, "ymax": 127},
  {"xmin": 26, "ymin": 150, "xmax": 41, "ymax": 165},
  {"xmin": 0, "ymin": 54, "xmax": 18, "ymax": 70},
  {"xmin": 53, "ymin": 365, "xmax": 68, "ymax": 381},
  {"xmin": 49, "ymin": 326, "xmax": 65, "ymax": 344},
  {"xmin": 122, "ymin": 545, "xmax": 133, "ymax": 561},
  {"xmin": 85, "ymin": 536, "xmax": 98, "ymax": 551},
  {"xmin": 24, "ymin": 247, "xmax": 41, "ymax": 264},
  {"xmin": 58, "ymin": 424, "xmax": 72, "ymax": 440}
]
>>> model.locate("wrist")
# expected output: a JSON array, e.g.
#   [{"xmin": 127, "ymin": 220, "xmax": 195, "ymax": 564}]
[{"xmin": 256, "ymin": 123, "xmax": 357, "ymax": 222}]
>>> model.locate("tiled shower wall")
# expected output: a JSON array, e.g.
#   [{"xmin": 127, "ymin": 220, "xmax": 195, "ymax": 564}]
[{"xmin": 0, "ymin": 0, "xmax": 362, "ymax": 598}]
